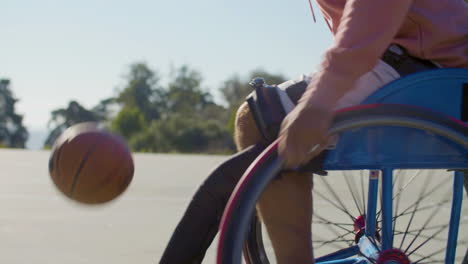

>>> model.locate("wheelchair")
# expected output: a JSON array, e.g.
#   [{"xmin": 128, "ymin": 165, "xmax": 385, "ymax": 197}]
[{"xmin": 217, "ymin": 68, "xmax": 468, "ymax": 264}]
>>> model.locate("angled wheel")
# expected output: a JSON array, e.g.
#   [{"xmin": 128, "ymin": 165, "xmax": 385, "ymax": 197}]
[
  {"xmin": 245, "ymin": 170, "xmax": 468, "ymax": 264},
  {"xmin": 217, "ymin": 104, "xmax": 468, "ymax": 264}
]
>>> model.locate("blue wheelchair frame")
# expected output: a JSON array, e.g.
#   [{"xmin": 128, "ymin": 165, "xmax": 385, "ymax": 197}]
[
  {"xmin": 319, "ymin": 68, "xmax": 468, "ymax": 264},
  {"xmin": 217, "ymin": 68, "xmax": 468, "ymax": 264}
]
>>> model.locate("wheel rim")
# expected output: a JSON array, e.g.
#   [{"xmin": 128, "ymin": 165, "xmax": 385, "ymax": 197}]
[{"xmin": 246, "ymin": 169, "xmax": 468, "ymax": 263}]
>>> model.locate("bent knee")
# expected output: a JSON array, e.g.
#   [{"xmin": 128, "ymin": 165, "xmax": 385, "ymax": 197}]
[
  {"xmin": 257, "ymin": 171, "xmax": 313, "ymax": 222},
  {"xmin": 234, "ymin": 102, "xmax": 263, "ymax": 151},
  {"xmin": 260, "ymin": 171, "xmax": 313, "ymax": 201}
]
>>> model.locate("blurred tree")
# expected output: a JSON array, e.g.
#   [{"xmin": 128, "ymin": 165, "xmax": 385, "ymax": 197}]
[
  {"xmin": 0, "ymin": 79, "xmax": 28, "ymax": 148},
  {"xmin": 164, "ymin": 65, "xmax": 211, "ymax": 116},
  {"xmin": 110, "ymin": 106, "xmax": 145, "ymax": 139},
  {"xmin": 92, "ymin": 97, "xmax": 118, "ymax": 121},
  {"xmin": 114, "ymin": 66, "xmax": 286, "ymax": 153},
  {"xmin": 128, "ymin": 121, "xmax": 169, "ymax": 153},
  {"xmin": 44, "ymin": 100, "xmax": 103, "ymax": 147},
  {"xmin": 116, "ymin": 65, "xmax": 235, "ymax": 153},
  {"xmin": 129, "ymin": 114, "xmax": 234, "ymax": 154},
  {"xmin": 111, "ymin": 62, "xmax": 166, "ymax": 143},
  {"xmin": 43, "ymin": 64, "xmax": 288, "ymax": 154},
  {"xmin": 116, "ymin": 63, "xmax": 164, "ymax": 121},
  {"xmin": 163, "ymin": 66, "xmax": 235, "ymax": 152}
]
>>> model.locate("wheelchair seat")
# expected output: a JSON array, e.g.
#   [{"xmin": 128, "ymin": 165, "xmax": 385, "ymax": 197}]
[
  {"xmin": 323, "ymin": 68, "xmax": 468, "ymax": 170},
  {"xmin": 361, "ymin": 68, "xmax": 468, "ymax": 119}
]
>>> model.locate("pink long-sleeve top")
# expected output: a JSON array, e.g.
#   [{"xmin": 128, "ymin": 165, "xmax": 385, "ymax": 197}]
[{"xmin": 308, "ymin": 0, "xmax": 468, "ymax": 106}]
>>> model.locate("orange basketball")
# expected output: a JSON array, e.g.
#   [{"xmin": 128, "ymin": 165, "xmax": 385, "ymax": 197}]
[{"xmin": 49, "ymin": 122, "xmax": 134, "ymax": 204}]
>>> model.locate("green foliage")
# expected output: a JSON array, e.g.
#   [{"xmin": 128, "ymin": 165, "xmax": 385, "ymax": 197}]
[
  {"xmin": 92, "ymin": 97, "xmax": 118, "ymax": 120},
  {"xmin": 161, "ymin": 114, "xmax": 233, "ymax": 153},
  {"xmin": 128, "ymin": 122, "xmax": 168, "ymax": 153},
  {"xmin": 110, "ymin": 64, "xmax": 236, "ymax": 154},
  {"xmin": 0, "ymin": 79, "xmax": 28, "ymax": 148},
  {"xmin": 165, "ymin": 66, "xmax": 210, "ymax": 116},
  {"xmin": 226, "ymin": 108, "xmax": 237, "ymax": 136},
  {"xmin": 110, "ymin": 107, "xmax": 146, "ymax": 139},
  {"xmin": 42, "ymin": 63, "xmax": 285, "ymax": 154},
  {"xmin": 129, "ymin": 115, "xmax": 234, "ymax": 154},
  {"xmin": 44, "ymin": 100, "xmax": 104, "ymax": 147},
  {"xmin": 116, "ymin": 63, "xmax": 164, "ymax": 121}
]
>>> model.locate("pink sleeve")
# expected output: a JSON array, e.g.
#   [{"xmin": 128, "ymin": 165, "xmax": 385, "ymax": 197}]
[{"xmin": 305, "ymin": 0, "xmax": 414, "ymax": 106}]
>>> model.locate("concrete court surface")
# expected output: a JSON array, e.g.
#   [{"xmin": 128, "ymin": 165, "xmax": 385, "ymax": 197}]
[
  {"xmin": 0, "ymin": 149, "xmax": 226, "ymax": 264},
  {"xmin": 0, "ymin": 149, "xmax": 466, "ymax": 264}
]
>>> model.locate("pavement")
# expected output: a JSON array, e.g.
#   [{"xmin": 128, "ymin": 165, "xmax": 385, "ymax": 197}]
[
  {"xmin": 0, "ymin": 149, "xmax": 225, "ymax": 264},
  {"xmin": 0, "ymin": 149, "xmax": 466, "ymax": 264}
]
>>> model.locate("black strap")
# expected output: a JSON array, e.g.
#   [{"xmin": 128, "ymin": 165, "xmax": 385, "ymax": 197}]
[
  {"xmin": 381, "ymin": 45, "xmax": 438, "ymax": 76},
  {"xmin": 285, "ymin": 80, "xmax": 308, "ymax": 105},
  {"xmin": 247, "ymin": 86, "xmax": 287, "ymax": 142}
]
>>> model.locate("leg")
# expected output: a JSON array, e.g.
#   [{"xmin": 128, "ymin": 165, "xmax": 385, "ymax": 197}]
[
  {"xmin": 235, "ymin": 102, "xmax": 314, "ymax": 264},
  {"xmin": 256, "ymin": 172, "xmax": 314, "ymax": 263},
  {"xmin": 160, "ymin": 102, "xmax": 266, "ymax": 264},
  {"xmin": 159, "ymin": 145, "xmax": 265, "ymax": 263}
]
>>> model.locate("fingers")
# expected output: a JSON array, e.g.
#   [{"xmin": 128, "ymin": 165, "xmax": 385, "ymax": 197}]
[
  {"xmin": 278, "ymin": 133, "xmax": 303, "ymax": 168},
  {"xmin": 279, "ymin": 132, "xmax": 328, "ymax": 168},
  {"xmin": 277, "ymin": 103, "xmax": 333, "ymax": 168}
]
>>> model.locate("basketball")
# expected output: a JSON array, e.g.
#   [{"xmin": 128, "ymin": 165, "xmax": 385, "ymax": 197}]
[{"xmin": 49, "ymin": 122, "xmax": 134, "ymax": 204}]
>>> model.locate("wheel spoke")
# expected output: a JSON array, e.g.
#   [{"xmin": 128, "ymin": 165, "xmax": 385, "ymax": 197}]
[
  {"xmin": 392, "ymin": 199, "xmax": 451, "ymax": 220},
  {"xmin": 314, "ymin": 213, "xmax": 354, "ymax": 233},
  {"xmin": 397, "ymin": 173, "xmax": 450, "ymax": 250},
  {"xmin": 392, "ymin": 170, "xmax": 420, "ymax": 201},
  {"xmin": 397, "ymin": 177, "xmax": 450, "ymax": 219},
  {"xmin": 314, "ymin": 238, "xmax": 355, "ymax": 244},
  {"xmin": 314, "ymin": 220, "xmax": 354, "ymax": 226},
  {"xmin": 393, "ymin": 228, "xmax": 447, "ymax": 242},
  {"xmin": 343, "ymin": 171, "xmax": 363, "ymax": 216},
  {"xmin": 317, "ymin": 175, "xmax": 355, "ymax": 218},
  {"xmin": 404, "ymin": 191, "xmax": 451, "ymax": 255},
  {"xmin": 402, "ymin": 219, "xmax": 468, "ymax": 234},
  {"xmin": 392, "ymin": 171, "xmax": 404, "ymax": 244},
  {"xmin": 315, "ymin": 177, "xmax": 356, "ymax": 221},
  {"xmin": 315, "ymin": 229, "xmax": 356, "ymax": 249},
  {"xmin": 406, "ymin": 224, "xmax": 447, "ymax": 257},
  {"xmin": 313, "ymin": 213, "xmax": 355, "ymax": 249},
  {"xmin": 376, "ymin": 170, "xmax": 419, "ymax": 224},
  {"xmin": 412, "ymin": 247, "xmax": 446, "ymax": 264},
  {"xmin": 309, "ymin": 171, "xmax": 464, "ymax": 263}
]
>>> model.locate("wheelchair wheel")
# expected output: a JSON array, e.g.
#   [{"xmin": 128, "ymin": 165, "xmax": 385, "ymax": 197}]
[
  {"xmin": 217, "ymin": 104, "xmax": 468, "ymax": 264},
  {"xmin": 244, "ymin": 170, "xmax": 468, "ymax": 264}
]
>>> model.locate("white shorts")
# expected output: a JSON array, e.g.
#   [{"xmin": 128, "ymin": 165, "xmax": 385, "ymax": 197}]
[{"xmin": 276, "ymin": 60, "xmax": 401, "ymax": 113}]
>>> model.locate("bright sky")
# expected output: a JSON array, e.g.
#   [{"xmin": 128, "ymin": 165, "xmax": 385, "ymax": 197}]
[{"xmin": 1, "ymin": 0, "xmax": 333, "ymax": 134}]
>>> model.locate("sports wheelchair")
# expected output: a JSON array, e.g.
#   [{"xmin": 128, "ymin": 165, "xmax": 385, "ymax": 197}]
[{"xmin": 217, "ymin": 68, "xmax": 468, "ymax": 264}]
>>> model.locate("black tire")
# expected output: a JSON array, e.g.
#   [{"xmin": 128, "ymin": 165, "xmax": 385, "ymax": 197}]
[{"xmin": 243, "ymin": 215, "xmax": 269, "ymax": 264}]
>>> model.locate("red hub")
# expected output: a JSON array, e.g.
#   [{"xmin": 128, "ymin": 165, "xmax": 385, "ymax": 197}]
[
  {"xmin": 354, "ymin": 215, "xmax": 366, "ymax": 232},
  {"xmin": 353, "ymin": 215, "xmax": 381, "ymax": 244},
  {"xmin": 377, "ymin": 249, "xmax": 410, "ymax": 264}
]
